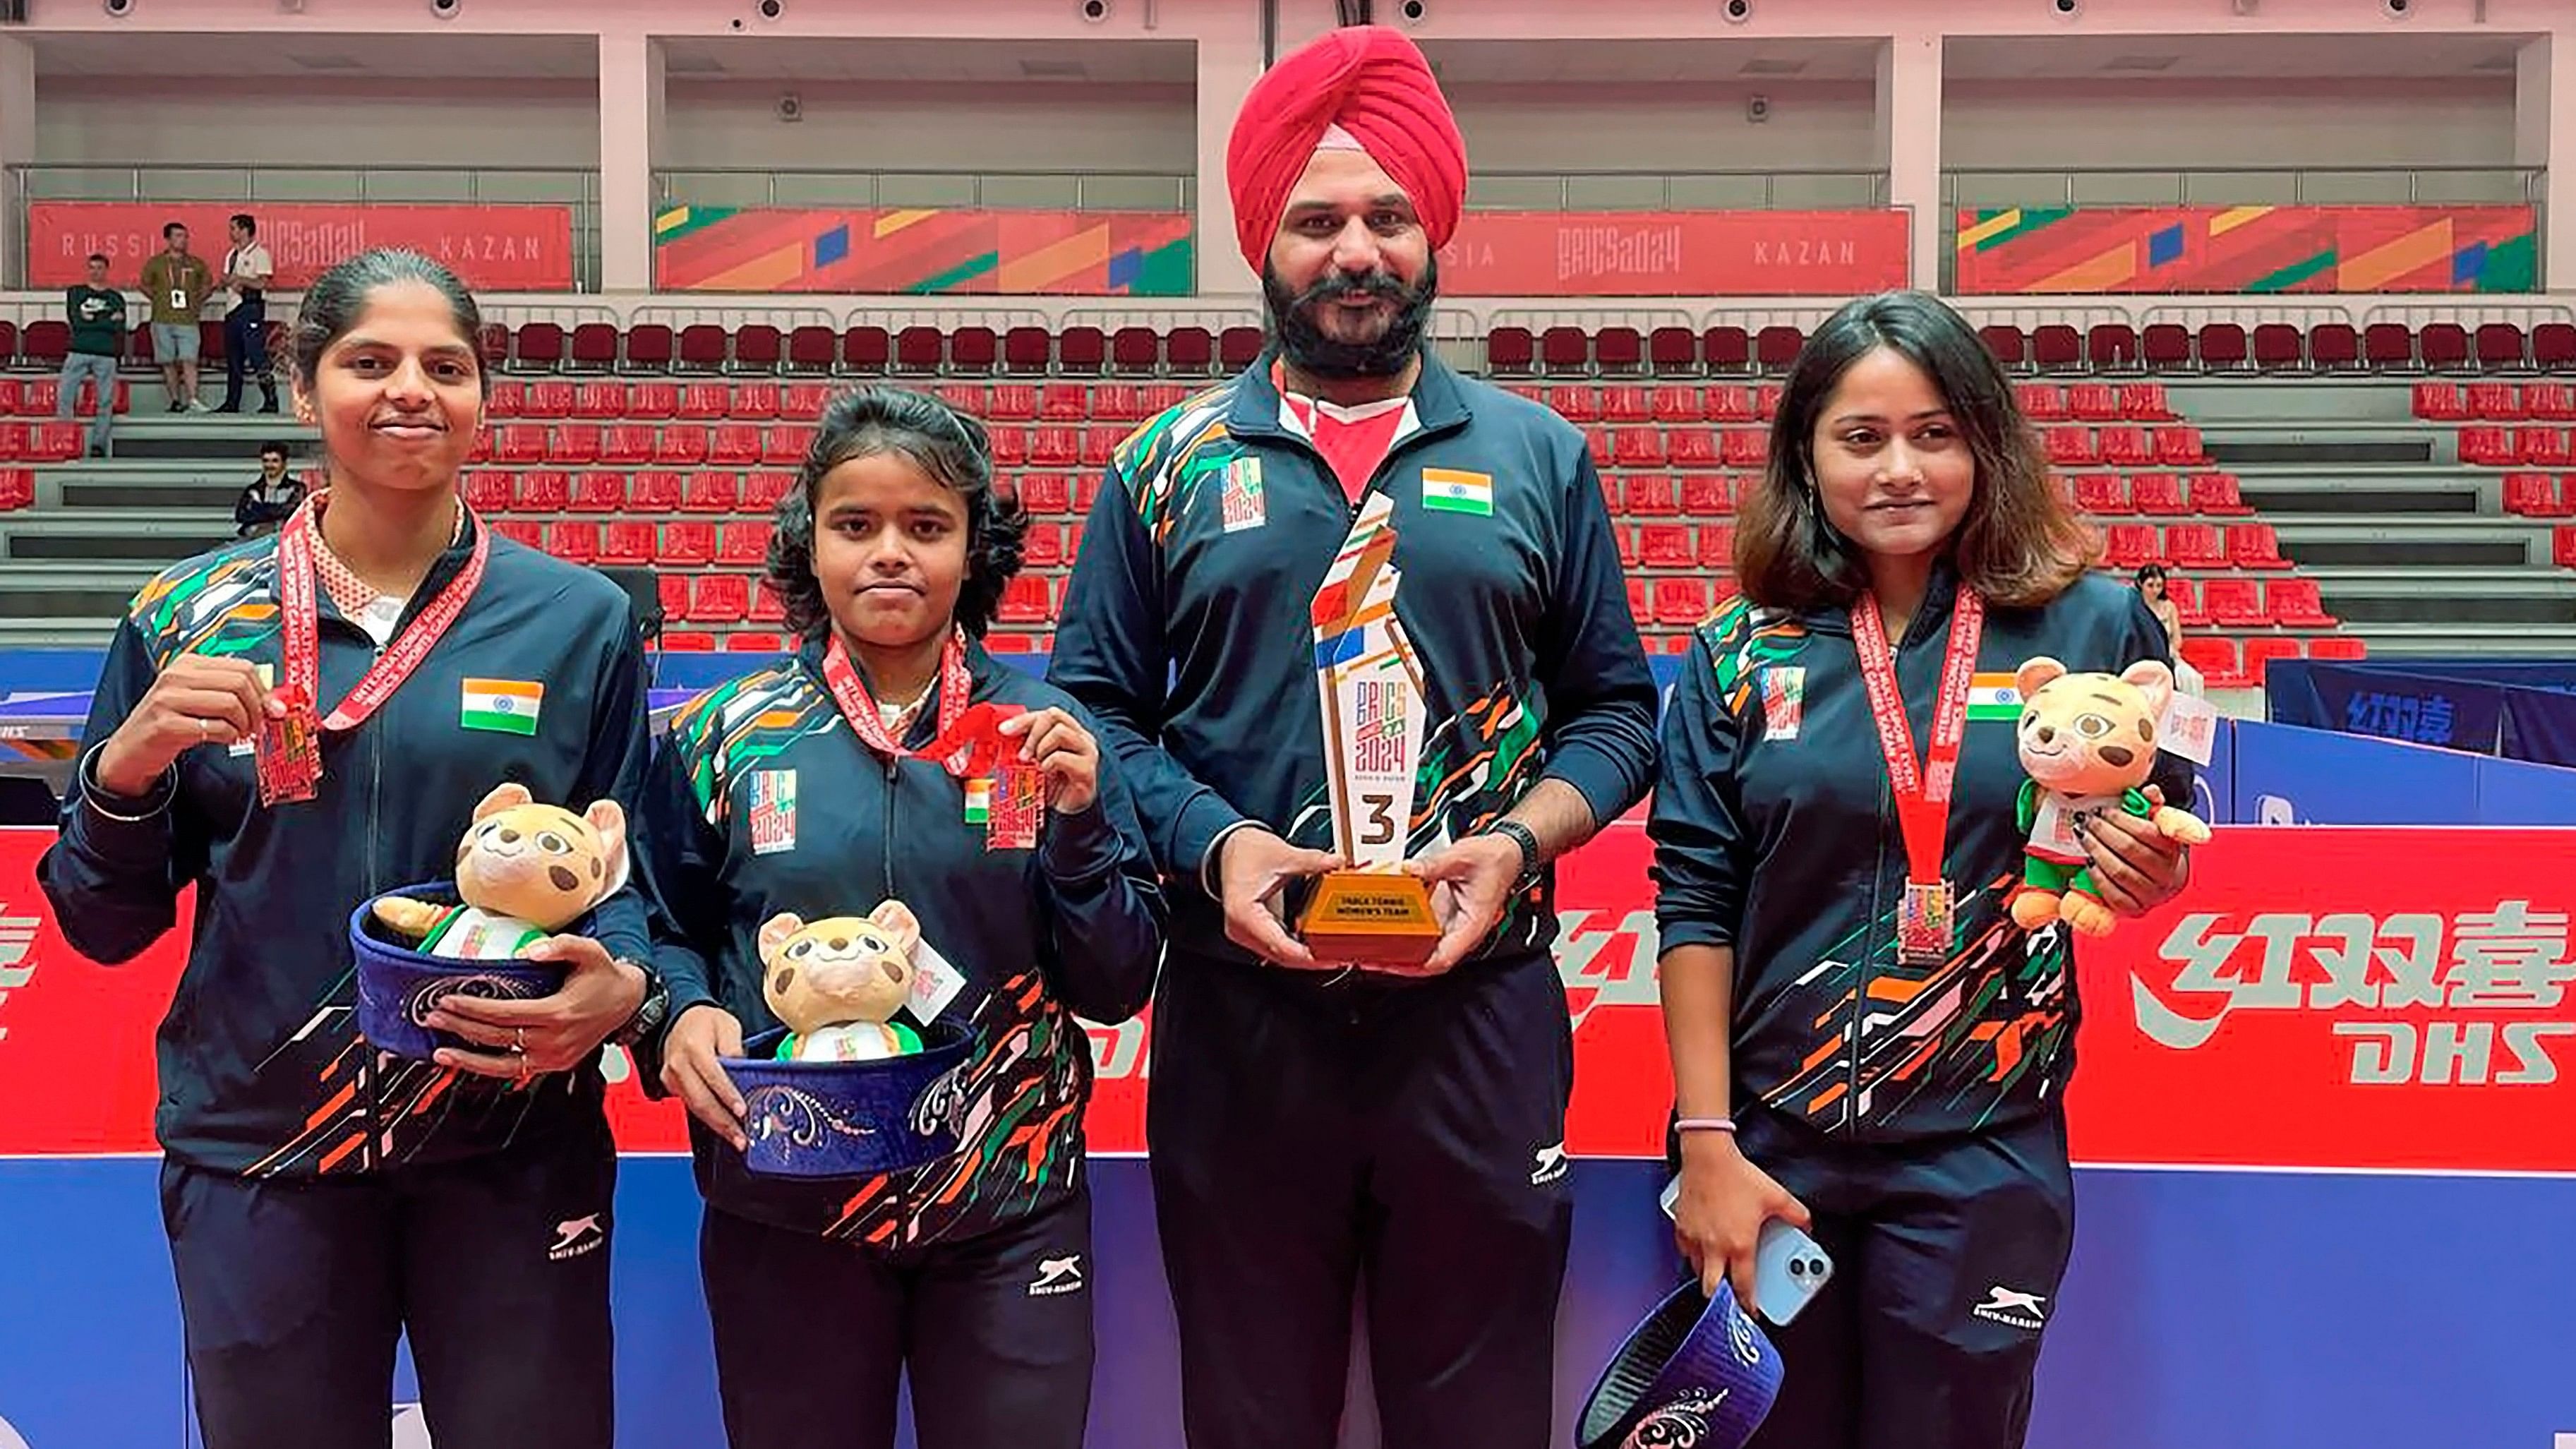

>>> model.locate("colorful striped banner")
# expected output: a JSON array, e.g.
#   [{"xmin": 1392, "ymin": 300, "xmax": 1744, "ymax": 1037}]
[
  {"xmin": 1954, "ymin": 205, "xmax": 2537, "ymax": 295},
  {"xmin": 653, "ymin": 205, "xmax": 1195, "ymax": 295}
]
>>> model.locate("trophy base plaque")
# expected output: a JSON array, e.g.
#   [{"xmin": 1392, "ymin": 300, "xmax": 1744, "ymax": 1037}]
[{"xmin": 1296, "ymin": 869, "xmax": 1443, "ymax": 968}]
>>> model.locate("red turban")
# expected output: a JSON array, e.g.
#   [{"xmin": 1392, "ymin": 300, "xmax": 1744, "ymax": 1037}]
[{"xmin": 1224, "ymin": 25, "xmax": 1468, "ymax": 275}]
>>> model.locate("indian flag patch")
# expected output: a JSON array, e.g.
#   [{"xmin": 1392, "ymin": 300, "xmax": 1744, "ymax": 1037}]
[
  {"xmin": 1421, "ymin": 467, "xmax": 1494, "ymax": 516},
  {"xmin": 1967, "ymin": 673, "xmax": 2023, "ymax": 723},
  {"xmin": 460, "ymin": 678, "xmax": 543, "ymax": 735},
  {"xmin": 963, "ymin": 776, "xmax": 993, "ymax": 825}
]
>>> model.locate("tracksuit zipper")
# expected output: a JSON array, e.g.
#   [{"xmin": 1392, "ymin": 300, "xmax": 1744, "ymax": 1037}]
[{"xmin": 880, "ymin": 752, "xmax": 903, "ymax": 1225}]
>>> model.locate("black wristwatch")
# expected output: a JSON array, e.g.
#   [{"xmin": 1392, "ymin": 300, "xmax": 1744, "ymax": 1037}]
[
  {"xmin": 1484, "ymin": 819, "xmax": 1544, "ymax": 893},
  {"xmin": 611, "ymin": 961, "xmax": 670, "ymax": 1048}
]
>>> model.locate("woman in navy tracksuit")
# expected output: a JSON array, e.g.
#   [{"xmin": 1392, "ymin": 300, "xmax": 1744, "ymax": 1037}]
[
  {"xmin": 1649, "ymin": 291, "xmax": 2196, "ymax": 1449},
  {"xmin": 40, "ymin": 249, "xmax": 658, "ymax": 1449},
  {"xmin": 638, "ymin": 385, "xmax": 1165, "ymax": 1449}
]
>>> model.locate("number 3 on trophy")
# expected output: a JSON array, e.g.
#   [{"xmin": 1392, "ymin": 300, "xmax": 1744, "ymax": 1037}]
[{"xmin": 1359, "ymin": 793, "xmax": 1398, "ymax": 848}]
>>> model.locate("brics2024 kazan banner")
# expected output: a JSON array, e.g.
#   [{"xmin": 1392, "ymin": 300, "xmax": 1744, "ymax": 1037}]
[
  {"xmin": 26, "ymin": 202, "xmax": 576, "ymax": 291},
  {"xmin": 652, "ymin": 204, "xmax": 1910, "ymax": 296},
  {"xmin": 1, "ymin": 824, "xmax": 2570, "ymax": 1174},
  {"xmin": 1956, "ymin": 204, "xmax": 2538, "ymax": 294}
]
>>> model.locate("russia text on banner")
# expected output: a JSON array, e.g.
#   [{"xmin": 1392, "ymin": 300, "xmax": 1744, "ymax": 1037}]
[
  {"xmin": 1437, "ymin": 210, "xmax": 1912, "ymax": 296},
  {"xmin": 28, "ymin": 203, "xmax": 578, "ymax": 291}
]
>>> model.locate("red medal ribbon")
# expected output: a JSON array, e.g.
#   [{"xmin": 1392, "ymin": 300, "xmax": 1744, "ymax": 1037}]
[
  {"xmin": 821, "ymin": 630, "xmax": 1024, "ymax": 777},
  {"xmin": 1849, "ymin": 587, "xmax": 1986, "ymax": 888},
  {"xmin": 275, "ymin": 492, "xmax": 488, "ymax": 734}
]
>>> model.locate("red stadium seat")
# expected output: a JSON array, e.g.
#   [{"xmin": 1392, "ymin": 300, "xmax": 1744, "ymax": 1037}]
[
  {"xmin": 464, "ymin": 471, "xmax": 514, "ymax": 513},
  {"xmin": 744, "ymin": 471, "xmax": 794, "ymax": 511},
  {"xmin": 685, "ymin": 472, "xmax": 742, "ymax": 513},
  {"xmin": 710, "ymin": 425, "xmax": 763, "ymax": 468},
  {"xmin": 598, "ymin": 425, "xmax": 655, "ymax": 467},
  {"xmin": 2119, "ymin": 383, "xmax": 2172, "ymax": 421},
  {"xmin": 2202, "ymin": 578, "xmax": 2269, "ymax": 627},
  {"xmin": 2103, "ymin": 523, "xmax": 2160, "ymax": 570},
  {"xmin": 603, "ymin": 518, "xmax": 659, "ymax": 565},
  {"xmin": 781, "ymin": 384, "xmax": 830, "ymax": 423},
  {"xmin": 986, "ymin": 384, "xmax": 1038, "ymax": 422},
  {"xmin": 1697, "ymin": 522, "xmax": 1737, "ymax": 570},
  {"xmin": 692, "ymin": 575, "xmax": 750, "ymax": 623},
  {"xmin": 2267, "ymin": 578, "xmax": 2335, "ymax": 627},
  {"xmin": 2227, "ymin": 524, "xmax": 2291, "ymax": 569},
  {"xmin": 1601, "ymin": 386, "xmax": 1651, "ymax": 424},
  {"xmin": 1548, "ymin": 385, "xmax": 1599, "ymax": 423},
  {"xmin": 631, "ymin": 471, "xmax": 685, "ymax": 511},
  {"xmin": 677, "ymin": 383, "xmax": 730, "ymax": 421},
  {"xmin": 2412, "ymin": 382, "xmax": 2467, "ymax": 421},
  {"xmin": 515, "ymin": 470, "xmax": 571, "ymax": 511},
  {"xmin": 1679, "ymin": 473, "xmax": 1732, "ymax": 515},
  {"xmin": 548, "ymin": 425, "xmax": 601, "ymax": 467},
  {"xmin": 2305, "ymin": 636, "xmax": 2367, "ymax": 662},
  {"xmin": 569, "ymin": 471, "xmax": 626, "ymax": 512},
  {"xmin": 2074, "ymin": 474, "xmax": 2129, "ymax": 515},
  {"xmin": 718, "ymin": 522, "xmax": 773, "ymax": 564},
  {"xmin": 661, "ymin": 520, "xmax": 716, "ymax": 567},
  {"xmin": 2241, "ymin": 637, "xmax": 2302, "ymax": 683},
  {"xmin": 1651, "ymin": 577, "xmax": 1711, "ymax": 625},
  {"xmin": 1627, "ymin": 474, "xmax": 1680, "ymax": 517},
  {"xmin": 2163, "ymin": 523, "xmax": 2224, "ymax": 570},
  {"xmin": 2066, "ymin": 383, "xmax": 2117, "ymax": 422},
  {"xmin": 2129, "ymin": 474, "xmax": 2186, "ymax": 516}
]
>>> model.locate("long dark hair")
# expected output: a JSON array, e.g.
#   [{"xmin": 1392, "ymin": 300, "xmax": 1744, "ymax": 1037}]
[
  {"xmin": 1736, "ymin": 289, "xmax": 2091, "ymax": 611},
  {"xmin": 766, "ymin": 385, "xmax": 1026, "ymax": 640},
  {"xmin": 287, "ymin": 248, "xmax": 488, "ymax": 399}
]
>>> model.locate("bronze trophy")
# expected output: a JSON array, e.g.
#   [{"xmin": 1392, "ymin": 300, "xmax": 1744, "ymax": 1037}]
[{"xmin": 1296, "ymin": 493, "xmax": 1443, "ymax": 969}]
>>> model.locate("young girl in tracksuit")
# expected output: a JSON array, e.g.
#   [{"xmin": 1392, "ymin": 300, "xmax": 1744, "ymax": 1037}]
[
  {"xmin": 638, "ymin": 385, "xmax": 1164, "ymax": 1449},
  {"xmin": 1651, "ymin": 290, "xmax": 2196, "ymax": 1449},
  {"xmin": 42, "ymin": 248, "xmax": 658, "ymax": 1449}
]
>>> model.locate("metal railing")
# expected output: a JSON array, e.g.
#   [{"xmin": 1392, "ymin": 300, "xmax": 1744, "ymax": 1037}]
[
  {"xmin": 652, "ymin": 168, "xmax": 1194, "ymax": 215},
  {"xmin": 1469, "ymin": 169, "xmax": 1891, "ymax": 212},
  {"xmin": 5, "ymin": 163, "xmax": 603, "ymax": 291}
]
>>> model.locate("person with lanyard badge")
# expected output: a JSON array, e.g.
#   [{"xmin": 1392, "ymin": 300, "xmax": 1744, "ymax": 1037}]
[
  {"xmin": 1049, "ymin": 26, "xmax": 1659, "ymax": 1449},
  {"xmin": 1648, "ymin": 290, "xmax": 2200, "ymax": 1449},
  {"xmin": 217, "ymin": 212, "xmax": 280, "ymax": 415},
  {"xmin": 636, "ymin": 386, "xmax": 1165, "ymax": 1449},
  {"xmin": 139, "ymin": 220, "xmax": 213, "ymax": 413},
  {"xmin": 40, "ymin": 248, "xmax": 663, "ymax": 1449}
]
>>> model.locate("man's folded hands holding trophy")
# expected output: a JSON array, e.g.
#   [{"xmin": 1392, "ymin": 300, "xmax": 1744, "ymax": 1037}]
[{"xmin": 1211, "ymin": 495, "xmax": 1593, "ymax": 978}]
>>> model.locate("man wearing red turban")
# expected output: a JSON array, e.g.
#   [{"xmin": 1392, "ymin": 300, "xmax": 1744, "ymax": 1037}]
[{"xmin": 1052, "ymin": 23, "xmax": 1658, "ymax": 1449}]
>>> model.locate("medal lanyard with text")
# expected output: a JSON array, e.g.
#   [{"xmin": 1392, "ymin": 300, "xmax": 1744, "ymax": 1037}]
[
  {"xmin": 1849, "ymin": 587, "xmax": 1985, "ymax": 913},
  {"xmin": 275, "ymin": 493, "xmax": 487, "ymax": 731}
]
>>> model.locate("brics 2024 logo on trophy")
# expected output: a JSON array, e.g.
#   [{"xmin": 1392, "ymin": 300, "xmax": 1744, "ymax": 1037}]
[{"xmin": 1298, "ymin": 493, "xmax": 1443, "ymax": 969}]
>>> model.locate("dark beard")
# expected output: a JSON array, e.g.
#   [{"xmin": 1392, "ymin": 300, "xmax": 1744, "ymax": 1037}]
[{"xmin": 1261, "ymin": 258, "xmax": 1438, "ymax": 380}]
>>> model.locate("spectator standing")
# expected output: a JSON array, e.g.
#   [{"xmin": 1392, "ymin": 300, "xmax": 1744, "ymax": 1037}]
[
  {"xmin": 60, "ymin": 252, "xmax": 126, "ymax": 459},
  {"xmin": 218, "ymin": 213, "xmax": 280, "ymax": 415},
  {"xmin": 139, "ymin": 222, "xmax": 213, "ymax": 414}
]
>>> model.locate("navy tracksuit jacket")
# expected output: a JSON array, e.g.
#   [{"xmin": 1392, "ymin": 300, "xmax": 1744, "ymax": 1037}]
[
  {"xmin": 40, "ymin": 518, "xmax": 652, "ymax": 1449},
  {"xmin": 1048, "ymin": 349, "xmax": 1659, "ymax": 1449},
  {"xmin": 1649, "ymin": 564, "xmax": 2194, "ymax": 1449},
  {"xmin": 632, "ymin": 635, "xmax": 1164, "ymax": 1449}
]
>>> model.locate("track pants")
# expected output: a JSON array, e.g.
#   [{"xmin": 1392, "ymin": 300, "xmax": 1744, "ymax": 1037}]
[
  {"xmin": 161, "ymin": 1120, "xmax": 618, "ymax": 1449},
  {"xmin": 698, "ymin": 1185, "xmax": 1095, "ymax": 1449},
  {"xmin": 1723, "ymin": 1107, "xmax": 2077, "ymax": 1449},
  {"xmin": 1149, "ymin": 949, "xmax": 1576, "ymax": 1449},
  {"xmin": 221, "ymin": 295, "xmax": 276, "ymax": 411}
]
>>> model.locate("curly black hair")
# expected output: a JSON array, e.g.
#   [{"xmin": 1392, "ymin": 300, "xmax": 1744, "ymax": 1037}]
[{"xmin": 766, "ymin": 385, "xmax": 1026, "ymax": 641}]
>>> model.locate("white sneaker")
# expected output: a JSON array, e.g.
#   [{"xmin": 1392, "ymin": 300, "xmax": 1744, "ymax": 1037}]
[{"xmin": 183, "ymin": 399, "xmax": 210, "ymax": 413}]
